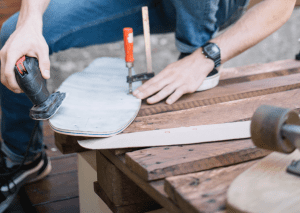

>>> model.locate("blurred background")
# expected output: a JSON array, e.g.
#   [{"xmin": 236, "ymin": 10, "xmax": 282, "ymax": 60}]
[{"xmin": 1, "ymin": 0, "xmax": 300, "ymax": 92}]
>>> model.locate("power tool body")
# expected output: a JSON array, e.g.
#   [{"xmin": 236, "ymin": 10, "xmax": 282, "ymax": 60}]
[{"xmin": 14, "ymin": 56, "xmax": 65, "ymax": 120}]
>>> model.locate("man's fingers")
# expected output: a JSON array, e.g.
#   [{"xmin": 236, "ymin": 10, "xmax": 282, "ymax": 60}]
[
  {"xmin": 147, "ymin": 84, "xmax": 177, "ymax": 104},
  {"xmin": 133, "ymin": 69, "xmax": 169, "ymax": 96},
  {"xmin": 166, "ymin": 87, "xmax": 187, "ymax": 105},
  {"xmin": 37, "ymin": 46, "xmax": 50, "ymax": 79},
  {"xmin": 5, "ymin": 55, "xmax": 22, "ymax": 93}
]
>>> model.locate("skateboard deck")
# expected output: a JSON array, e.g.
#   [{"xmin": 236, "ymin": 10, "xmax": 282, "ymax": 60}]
[
  {"xmin": 49, "ymin": 57, "xmax": 142, "ymax": 137},
  {"xmin": 227, "ymin": 150, "xmax": 300, "ymax": 213}
]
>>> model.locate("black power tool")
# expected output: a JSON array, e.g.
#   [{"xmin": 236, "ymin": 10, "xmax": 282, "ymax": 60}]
[{"xmin": 14, "ymin": 56, "xmax": 65, "ymax": 120}]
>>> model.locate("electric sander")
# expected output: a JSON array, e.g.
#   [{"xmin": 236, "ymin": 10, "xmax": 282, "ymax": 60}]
[{"xmin": 14, "ymin": 56, "xmax": 65, "ymax": 120}]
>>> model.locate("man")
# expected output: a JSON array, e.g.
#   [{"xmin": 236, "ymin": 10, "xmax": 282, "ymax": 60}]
[{"xmin": 0, "ymin": 0, "xmax": 296, "ymax": 211}]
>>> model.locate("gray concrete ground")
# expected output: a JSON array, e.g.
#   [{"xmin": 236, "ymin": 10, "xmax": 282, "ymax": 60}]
[{"xmin": 48, "ymin": 7, "xmax": 300, "ymax": 93}]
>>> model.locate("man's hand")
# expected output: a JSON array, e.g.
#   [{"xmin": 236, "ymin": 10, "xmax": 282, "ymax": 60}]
[
  {"xmin": 133, "ymin": 49, "xmax": 214, "ymax": 105},
  {"xmin": 0, "ymin": 0, "xmax": 51, "ymax": 93}
]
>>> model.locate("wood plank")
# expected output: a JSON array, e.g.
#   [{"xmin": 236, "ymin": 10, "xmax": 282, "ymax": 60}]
[
  {"xmin": 164, "ymin": 160, "xmax": 259, "ymax": 213},
  {"xmin": 43, "ymin": 122, "xmax": 67, "ymax": 158},
  {"xmin": 125, "ymin": 139, "xmax": 270, "ymax": 181},
  {"xmin": 0, "ymin": 0, "xmax": 21, "ymax": 27},
  {"xmin": 220, "ymin": 59, "xmax": 300, "ymax": 80},
  {"xmin": 138, "ymin": 71, "xmax": 300, "ymax": 116},
  {"xmin": 94, "ymin": 182, "xmax": 161, "ymax": 213},
  {"xmin": 96, "ymin": 151, "xmax": 158, "ymax": 206},
  {"xmin": 49, "ymin": 154, "xmax": 77, "ymax": 175},
  {"xmin": 227, "ymin": 150, "xmax": 300, "ymax": 213},
  {"xmin": 100, "ymin": 150, "xmax": 181, "ymax": 213},
  {"xmin": 34, "ymin": 197, "xmax": 79, "ymax": 213},
  {"xmin": 54, "ymin": 132, "xmax": 88, "ymax": 154},
  {"xmin": 124, "ymin": 88, "xmax": 300, "ymax": 133},
  {"xmin": 24, "ymin": 171, "xmax": 78, "ymax": 205}
]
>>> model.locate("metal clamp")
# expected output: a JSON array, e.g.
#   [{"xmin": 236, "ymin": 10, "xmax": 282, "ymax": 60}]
[{"xmin": 127, "ymin": 73, "xmax": 154, "ymax": 84}]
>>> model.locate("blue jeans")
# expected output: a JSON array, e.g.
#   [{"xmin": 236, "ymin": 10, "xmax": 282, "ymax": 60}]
[{"xmin": 0, "ymin": 0, "xmax": 249, "ymax": 164}]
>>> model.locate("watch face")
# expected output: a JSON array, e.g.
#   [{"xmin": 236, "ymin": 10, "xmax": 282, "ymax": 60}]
[{"xmin": 204, "ymin": 44, "xmax": 219, "ymax": 56}]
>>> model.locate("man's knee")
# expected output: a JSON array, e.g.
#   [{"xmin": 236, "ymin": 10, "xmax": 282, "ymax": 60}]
[{"xmin": 0, "ymin": 12, "xmax": 18, "ymax": 48}]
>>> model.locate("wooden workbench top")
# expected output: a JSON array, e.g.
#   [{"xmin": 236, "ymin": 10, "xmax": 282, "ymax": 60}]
[{"xmin": 55, "ymin": 59, "xmax": 300, "ymax": 212}]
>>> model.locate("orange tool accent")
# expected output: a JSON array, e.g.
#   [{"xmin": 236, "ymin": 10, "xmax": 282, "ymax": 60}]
[
  {"xmin": 16, "ymin": 56, "xmax": 26, "ymax": 75},
  {"xmin": 123, "ymin": 27, "xmax": 134, "ymax": 63}
]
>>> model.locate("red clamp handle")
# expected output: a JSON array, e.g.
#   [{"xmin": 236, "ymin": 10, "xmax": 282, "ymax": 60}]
[{"xmin": 123, "ymin": 28, "xmax": 134, "ymax": 63}]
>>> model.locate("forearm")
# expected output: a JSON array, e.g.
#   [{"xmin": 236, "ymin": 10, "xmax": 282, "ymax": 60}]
[
  {"xmin": 16, "ymin": 0, "xmax": 51, "ymax": 29},
  {"xmin": 210, "ymin": 0, "xmax": 296, "ymax": 64}
]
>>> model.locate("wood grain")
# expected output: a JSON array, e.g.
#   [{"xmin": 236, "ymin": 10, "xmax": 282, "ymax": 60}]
[
  {"xmin": 125, "ymin": 88, "xmax": 300, "ymax": 133},
  {"xmin": 164, "ymin": 160, "xmax": 259, "ymax": 213},
  {"xmin": 0, "ymin": 0, "xmax": 21, "ymax": 27},
  {"xmin": 138, "ymin": 72, "xmax": 300, "ymax": 116},
  {"xmin": 125, "ymin": 139, "xmax": 270, "ymax": 181},
  {"xmin": 227, "ymin": 150, "xmax": 300, "ymax": 213},
  {"xmin": 94, "ymin": 181, "xmax": 161, "ymax": 213},
  {"xmin": 24, "ymin": 171, "xmax": 78, "ymax": 205},
  {"xmin": 96, "ymin": 151, "xmax": 157, "ymax": 206},
  {"xmin": 219, "ymin": 59, "xmax": 300, "ymax": 80},
  {"xmin": 35, "ymin": 197, "xmax": 79, "ymax": 213},
  {"xmin": 100, "ymin": 150, "xmax": 181, "ymax": 213}
]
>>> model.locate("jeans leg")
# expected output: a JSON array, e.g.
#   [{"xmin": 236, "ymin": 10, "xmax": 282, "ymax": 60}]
[
  {"xmin": 0, "ymin": 0, "xmax": 176, "ymax": 164},
  {"xmin": 0, "ymin": 13, "xmax": 43, "ymax": 163},
  {"xmin": 169, "ymin": 0, "xmax": 250, "ymax": 53}
]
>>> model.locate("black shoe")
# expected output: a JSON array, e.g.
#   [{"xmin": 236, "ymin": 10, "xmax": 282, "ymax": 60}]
[
  {"xmin": 0, "ymin": 149, "xmax": 51, "ymax": 212},
  {"xmin": 178, "ymin": 52, "xmax": 220, "ymax": 91}
]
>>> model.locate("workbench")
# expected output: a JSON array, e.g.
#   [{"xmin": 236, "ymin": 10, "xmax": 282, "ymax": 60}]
[{"xmin": 55, "ymin": 59, "xmax": 300, "ymax": 213}]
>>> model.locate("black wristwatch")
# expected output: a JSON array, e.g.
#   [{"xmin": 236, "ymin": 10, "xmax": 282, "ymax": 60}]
[{"xmin": 201, "ymin": 42, "xmax": 221, "ymax": 68}]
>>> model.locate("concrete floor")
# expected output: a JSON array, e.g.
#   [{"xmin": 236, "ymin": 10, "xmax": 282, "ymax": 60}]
[{"xmin": 48, "ymin": 7, "xmax": 300, "ymax": 93}]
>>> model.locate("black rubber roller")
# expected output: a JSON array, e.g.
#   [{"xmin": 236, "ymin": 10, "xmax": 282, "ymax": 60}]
[{"xmin": 251, "ymin": 105, "xmax": 300, "ymax": 153}]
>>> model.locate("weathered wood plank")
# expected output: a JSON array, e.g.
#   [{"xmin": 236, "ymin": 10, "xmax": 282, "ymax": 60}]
[
  {"xmin": 34, "ymin": 197, "xmax": 79, "ymax": 213},
  {"xmin": 100, "ymin": 150, "xmax": 181, "ymax": 213},
  {"xmin": 0, "ymin": 0, "xmax": 21, "ymax": 27},
  {"xmin": 96, "ymin": 151, "xmax": 157, "ymax": 206},
  {"xmin": 54, "ymin": 132, "xmax": 88, "ymax": 154},
  {"xmin": 220, "ymin": 59, "xmax": 300, "ymax": 80},
  {"xmin": 125, "ymin": 139, "xmax": 270, "ymax": 181},
  {"xmin": 94, "ymin": 182, "xmax": 161, "ymax": 213},
  {"xmin": 24, "ymin": 171, "xmax": 78, "ymax": 205},
  {"xmin": 164, "ymin": 160, "xmax": 259, "ymax": 213},
  {"xmin": 124, "ymin": 88, "xmax": 300, "ymax": 133},
  {"xmin": 138, "ymin": 71, "xmax": 300, "ymax": 116}
]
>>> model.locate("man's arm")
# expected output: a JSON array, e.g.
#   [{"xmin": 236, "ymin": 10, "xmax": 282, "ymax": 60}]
[
  {"xmin": 0, "ymin": 0, "xmax": 51, "ymax": 93},
  {"xmin": 133, "ymin": 0, "xmax": 296, "ymax": 105}
]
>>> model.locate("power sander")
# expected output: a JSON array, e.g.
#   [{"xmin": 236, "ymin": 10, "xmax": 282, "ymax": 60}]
[{"xmin": 14, "ymin": 56, "xmax": 65, "ymax": 120}]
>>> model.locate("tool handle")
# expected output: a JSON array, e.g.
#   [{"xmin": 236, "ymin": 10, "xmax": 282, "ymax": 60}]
[
  {"xmin": 123, "ymin": 27, "xmax": 134, "ymax": 63},
  {"xmin": 14, "ymin": 56, "xmax": 50, "ymax": 105}
]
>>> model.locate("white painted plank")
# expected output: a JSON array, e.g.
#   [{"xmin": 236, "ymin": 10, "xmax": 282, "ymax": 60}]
[{"xmin": 78, "ymin": 120, "xmax": 251, "ymax": 149}]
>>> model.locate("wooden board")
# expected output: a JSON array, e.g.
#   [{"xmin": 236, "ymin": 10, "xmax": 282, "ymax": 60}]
[
  {"xmin": 78, "ymin": 120, "xmax": 251, "ymax": 149},
  {"xmin": 125, "ymin": 139, "xmax": 270, "ymax": 181},
  {"xmin": 49, "ymin": 57, "xmax": 141, "ymax": 137},
  {"xmin": 138, "ymin": 72, "xmax": 300, "ymax": 116},
  {"xmin": 94, "ymin": 182, "xmax": 161, "ymax": 213},
  {"xmin": 227, "ymin": 150, "xmax": 300, "ymax": 213},
  {"xmin": 164, "ymin": 160, "xmax": 259, "ymax": 213},
  {"xmin": 96, "ymin": 151, "xmax": 158, "ymax": 206},
  {"xmin": 99, "ymin": 150, "xmax": 182, "ymax": 213}
]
